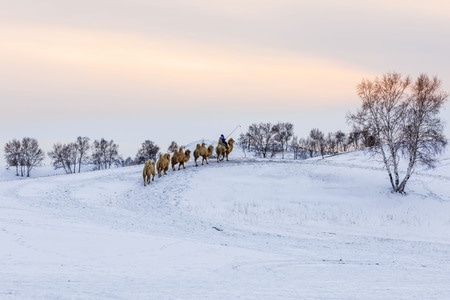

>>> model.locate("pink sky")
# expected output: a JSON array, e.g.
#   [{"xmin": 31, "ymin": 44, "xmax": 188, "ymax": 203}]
[{"xmin": 1, "ymin": 0, "xmax": 450, "ymax": 158}]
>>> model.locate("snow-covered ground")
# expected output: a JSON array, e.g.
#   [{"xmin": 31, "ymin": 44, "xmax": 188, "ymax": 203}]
[{"xmin": 1, "ymin": 143, "xmax": 450, "ymax": 299}]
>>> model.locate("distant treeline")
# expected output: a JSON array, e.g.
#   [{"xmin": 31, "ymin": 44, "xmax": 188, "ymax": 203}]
[
  {"xmin": 238, "ymin": 122, "xmax": 372, "ymax": 159},
  {"xmin": 3, "ymin": 123, "xmax": 363, "ymax": 177}
]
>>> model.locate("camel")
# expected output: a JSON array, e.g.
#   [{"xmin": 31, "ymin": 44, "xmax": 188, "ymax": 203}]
[
  {"xmin": 180, "ymin": 149, "xmax": 191, "ymax": 169},
  {"xmin": 172, "ymin": 146, "xmax": 185, "ymax": 171},
  {"xmin": 194, "ymin": 143, "xmax": 214, "ymax": 166},
  {"xmin": 156, "ymin": 153, "xmax": 171, "ymax": 177},
  {"xmin": 142, "ymin": 159, "xmax": 156, "ymax": 186},
  {"xmin": 171, "ymin": 146, "xmax": 190, "ymax": 171},
  {"xmin": 216, "ymin": 138, "xmax": 235, "ymax": 162},
  {"xmin": 171, "ymin": 149, "xmax": 180, "ymax": 171}
]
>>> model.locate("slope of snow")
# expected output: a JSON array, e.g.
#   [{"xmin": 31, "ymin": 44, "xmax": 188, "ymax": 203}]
[{"xmin": 1, "ymin": 146, "xmax": 450, "ymax": 299}]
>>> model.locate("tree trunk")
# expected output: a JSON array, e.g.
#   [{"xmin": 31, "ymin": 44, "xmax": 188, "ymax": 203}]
[
  {"xmin": 379, "ymin": 146, "xmax": 396, "ymax": 192},
  {"xmin": 398, "ymin": 150, "xmax": 417, "ymax": 193}
]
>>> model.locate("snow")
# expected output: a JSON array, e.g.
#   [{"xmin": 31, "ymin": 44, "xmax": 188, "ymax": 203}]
[{"xmin": 1, "ymin": 143, "xmax": 450, "ymax": 299}]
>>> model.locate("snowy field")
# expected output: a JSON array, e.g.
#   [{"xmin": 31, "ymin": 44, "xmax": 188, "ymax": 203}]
[{"xmin": 1, "ymin": 142, "xmax": 450, "ymax": 299}]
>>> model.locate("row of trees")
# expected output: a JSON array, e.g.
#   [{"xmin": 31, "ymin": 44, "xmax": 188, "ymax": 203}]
[
  {"xmin": 3, "ymin": 137, "xmax": 122, "ymax": 177},
  {"xmin": 47, "ymin": 137, "xmax": 121, "ymax": 173},
  {"xmin": 238, "ymin": 123, "xmax": 364, "ymax": 160},
  {"xmin": 48, "ymin": 138, "xmax": 164, "ymax": 173},
  {"xmin": 238, "ymin": 122, "xmax": 294, "ymax": 159},
  {"xmin": 47, "ymin": 137, "xmax": 91, "ymax": 174},
  {"xmin": 3, "ymin": 137, "xmax": 167, "ymax": 177}
]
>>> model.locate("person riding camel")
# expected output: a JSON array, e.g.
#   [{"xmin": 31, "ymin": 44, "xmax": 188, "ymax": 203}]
[{"xmin": 219, "ymin": 134, "xmax": 228, "ymax": 149}]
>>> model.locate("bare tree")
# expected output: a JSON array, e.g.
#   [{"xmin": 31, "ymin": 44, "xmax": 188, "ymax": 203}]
[
  {"xmin": 135, "ymin": 140, "xmax": 159, "ymax": 164},
  {"xmin": 48, "ymin": 143, "xmax": 74, "ymax": 174},
  {"xmin": 20, "ymin": 137, "xmax": 45, "ymax": 177},
  {"xmin": 92, "ymin": 138, "xmax": 120, "ymax": 170},
  {"xmin": 335, "ymin": 130, "xmax": 347, "ymax": 152},
  {"xmin": 300, "ymin": 137, "xmax": 314, "ymax": 158},
  {"xmin": 290, "ymin": 136, "xmax": 308, "ymax": 160},
  {"xmin": 123, "ymin": 157, "xmax": 134, "ymax": 166},
  {"xmin": 4, "ymin": 139, "xmax": 22, "ymax": 176},
  {"xmin": 105, "ymin": 140, "xmax": 119, "ymax": 168},
  {"xmin": 348, "ymin": 72, "xmax": 447, "ymax": 193},
  {"xmin": 167, "ymin": 141, "xmax": 178, "ymax": 153},
  {"xmin": 348, "ymin": 73, "xmax": 409, "ymax": 192},
  {"xmin": 309, "ymin": 128, "xmax": 326, "ymax": 158},
  {"xmin": 398, "ymin": 74, "xmax": 448, "ymax": 192},
  {"xmin": 325, "ymin": 132, "xmax": 337, "ymax": 155},
  {"xmin": 245, "ymin": 122, "xmax": 275, "ymax": 158},
  {"xmin": 48, "ymin": 137, "xmax": 90, "ymax": 174},
  {"xmin": 75, "ymin": 136, "xmax": 90, "ymax": 173},
  {"xmin": 238, "ymin": 133, "xmax": 251, "ymax": 158},
  {"xmin": 347, "ymin": 129, "xmax": 360, "ymax": 150},
  {"xmin": 272, "ymin": 122, "xmax": 294, "ymax": 159}
]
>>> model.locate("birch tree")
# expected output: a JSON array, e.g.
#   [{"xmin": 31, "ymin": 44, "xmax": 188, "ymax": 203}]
[{"xmin": 348, "ymin": 72, "xmax": 447, "ymax": 193}]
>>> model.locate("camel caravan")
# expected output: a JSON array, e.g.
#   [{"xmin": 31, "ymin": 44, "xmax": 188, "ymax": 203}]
[{"xmin": 142, "ymin": 137, "xmax": 235, "ymax": 186}]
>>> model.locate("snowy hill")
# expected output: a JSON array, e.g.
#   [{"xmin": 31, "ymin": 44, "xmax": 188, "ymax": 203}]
[{"xmin": 1, "ymin": 147, "xmax": 450, "ymax": 299}]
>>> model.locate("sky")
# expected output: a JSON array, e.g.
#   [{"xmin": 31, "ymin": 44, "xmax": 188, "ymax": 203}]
[{"xmin": 1, "ymin": 0, "xmax": 450, "ymax": 159}]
